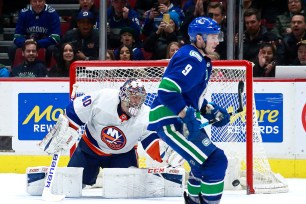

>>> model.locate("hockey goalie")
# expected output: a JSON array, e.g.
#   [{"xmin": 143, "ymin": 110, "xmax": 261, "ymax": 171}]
[{"xmin": 34, "ymin": 78, "xmax": 185, "ymax": 198}]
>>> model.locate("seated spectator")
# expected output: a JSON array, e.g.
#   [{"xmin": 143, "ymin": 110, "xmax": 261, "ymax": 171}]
[
  {"xmin": 107, "ymin": 0, "xmax": 141, "ymax": 49},
  {"xmin": 48, "ymin": 42, "xmax": 77, "ymax": 77},
  {"xmin": 182, "ymin": 0, "xmax": 196, "ymax": 13},
  {"xmin": 11, "ymin": 39, "xmax": 47, "ymax": 77},
  {"xmin": 134, "ymin": 0, "xmax": 155, "ymax": 23},
  {"xmin": 0, "ymin": 64, "xmax": 10, "ymax": 77},
  {"xmin": 70, "ymin": 0, "xmax": 99, "ymax": 29},
  {"xmin": 292, "ymin": 40, "xmax": 306, "ymax": 65},
  {"xmin": 113, "ymin": 27, "xmax": 144, "ymax": 60},
  {"xmin": 9, "ymin": 0, "xmax": 60, "ymax": 66},
  {"xmin": 282, "ymin": 14, "xmax": 306, "ymax": 65},
  {"xmin": 166, "ymin": 41, "xmax": 181, "ymax": 59},
  {"xmin": 115, "ymin": 44, "xmax": 133, "ymax": 60},
  {"xmin": 180, "ymin": 0, "xmax": 209, "ymax": 43},
  {"xmin": 231, "ymin": 0, "xmax": 261, "ymax": 43},
  {"xmin": 262, "ymin": 32, "xmax": 286, "ymax": 65},
  {"xmin": 142, "ymin": 0, "xmax": 184, "ymax": 38},
  {"xmin": 106, "ymin": 49, "xmax": 115, "ymax": 60},
  {"xmin": 271, "ymin": 0, "xmax": 305, "ymax": 39},
  {"xmin": 252, "ymin": 42, "xmax": 277, "ymax": 77},
  {"xmin": 143, "ymin": 11, "xmax": 181, "ymax": 60},
  {"xmin": 207, "ymin": 2, "xmax": 227, "ymax": 59},
  {"xmin": 134, "ymin": 0, "xmax": 155, "ymax": 12},
  {"xmin": 238, "ymin": 8, "xmax": 279, "ymax": 62},
  {"xmin": 257, "ymin": 0, "xmax": 288, "ymax": 30},
  {"xmin": 60, "ymin": 10, "xmax": 99, "ymax": 61}
]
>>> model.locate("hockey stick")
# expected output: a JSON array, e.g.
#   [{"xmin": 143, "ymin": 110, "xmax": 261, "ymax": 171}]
[
  {"xmin": 42, "ymin": 154, "xmax": 65, "ymax": 201},
  {"xmin": 200, "ymin": 80, "xmax": 245, "ymax": 128},
  {"xmin": 41, "ymin": 84, "xmax": 79, "ymax": 202}
]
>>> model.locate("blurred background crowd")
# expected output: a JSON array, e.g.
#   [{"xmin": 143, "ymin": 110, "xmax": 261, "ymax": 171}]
[{"xmin": 1, "ymin": 0, "xmax": 306, "ymax": 77}]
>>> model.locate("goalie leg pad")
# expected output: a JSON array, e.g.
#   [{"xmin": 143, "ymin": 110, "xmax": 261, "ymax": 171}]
[
  {"xmin": 26, "ymin": 166, "xmax": 49, "ymax": 196},
  {"xmin": 102, "ymin": 168, "xmax": 185, "ymax": 198},
  {"xmin": 26, "ymin": 166, "xmax": 84, "ymax": 197}
]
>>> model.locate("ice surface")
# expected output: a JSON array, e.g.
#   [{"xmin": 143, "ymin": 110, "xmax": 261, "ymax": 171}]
[{"xmin": 1, "ymin": 173, "xmax": 305, "ymax": 203}]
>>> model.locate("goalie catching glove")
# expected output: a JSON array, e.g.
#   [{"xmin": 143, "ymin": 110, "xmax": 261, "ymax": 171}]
[
  {"xmin": 38, "ymin": 114, "xmax": 79, "ymax": 154},
  {"xmin": 201, "ymin": 102, "xmax": 230, "ymax": 127}
]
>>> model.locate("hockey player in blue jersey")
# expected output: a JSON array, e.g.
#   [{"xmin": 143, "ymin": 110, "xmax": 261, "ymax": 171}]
[
  {"xmin": 148, "ymin": 17, "xmax": 230, "ymax": 204},
  {"xmin": 13, "ymin": 1, "xmax": 60, "ymax": 49}
]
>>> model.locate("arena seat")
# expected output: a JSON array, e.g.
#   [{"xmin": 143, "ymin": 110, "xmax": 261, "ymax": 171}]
[
  {"xmin": 141, "ymin": 48, "xmax": 153, "ymax": 60},
  {"xmin": 60, "ymin": 21, "xmax": 71, "ymax": 36},
  {"xmin": 94, "ymin": 0, "xmax": 101, "ymax": 7},
  {"xmin": 128, "ymin": 0, "xmax": 136, "ymax": 8}
]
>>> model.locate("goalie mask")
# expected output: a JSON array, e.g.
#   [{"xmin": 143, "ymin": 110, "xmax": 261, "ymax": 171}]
[{"xmin": 119, "ymin": 79, "xmax": 146, "ymax": 117}]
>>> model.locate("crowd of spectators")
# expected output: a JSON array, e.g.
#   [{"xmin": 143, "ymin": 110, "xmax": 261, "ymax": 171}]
[{"xmin": 2, "ymin": 0, "xmax": 306, "ymax": 78}]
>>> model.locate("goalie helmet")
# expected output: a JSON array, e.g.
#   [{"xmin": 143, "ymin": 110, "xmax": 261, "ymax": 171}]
[
  {"xmin": 119, "ymin": 79, "xmax": 146, "ymax": 116},
  {"xmin": 188, "ymin": 16, "xmax": 223, "ymax": 42}
]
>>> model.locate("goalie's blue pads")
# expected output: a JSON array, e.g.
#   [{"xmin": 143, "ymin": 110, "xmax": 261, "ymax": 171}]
[
  {"xmin": 182, "ymin": 106, "xmax": 201, "ymax": 141},
  {"xmin": 202, "ymin": 102, "xmax": 230, "ymax": 127}
]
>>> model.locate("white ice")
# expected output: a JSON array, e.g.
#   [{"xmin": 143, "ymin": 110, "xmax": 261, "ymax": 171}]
[{"xmin": 1, "ymin": 173, "xmax": 305, "ymax": 204}]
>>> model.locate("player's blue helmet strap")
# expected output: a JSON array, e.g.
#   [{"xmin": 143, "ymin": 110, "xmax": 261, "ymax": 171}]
[{"xmin": 188, "ymin": 17, "xmax": 223, "ymax": 42}]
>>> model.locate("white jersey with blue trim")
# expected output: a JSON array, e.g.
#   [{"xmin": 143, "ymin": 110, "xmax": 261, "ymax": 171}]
[{"xmin": 68, "ymin": 88, "xmax": 153, "ymax": 154}]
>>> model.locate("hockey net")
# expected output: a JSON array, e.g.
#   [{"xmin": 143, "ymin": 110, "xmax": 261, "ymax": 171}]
[{"xmin": 69, "ymin": 60, "xmax": 288, "ymax": 194}]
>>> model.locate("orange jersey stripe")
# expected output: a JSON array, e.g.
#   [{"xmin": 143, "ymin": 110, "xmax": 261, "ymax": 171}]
[
  {"xmin": 82, "ymin": 133, "xmax": 112, "ymax": 156},
  {"xmin": 68, "ymin": 121, "xmax": 79, "ymax": 131},
  {"xmin": 146, "ymin": 140, "xmax": 162, "ymax": 163}
]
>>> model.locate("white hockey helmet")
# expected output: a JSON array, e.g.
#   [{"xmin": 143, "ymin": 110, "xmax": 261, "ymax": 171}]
[{"xmin": 119, "ymin": 78, "xmax": 146, "ymax": 116}]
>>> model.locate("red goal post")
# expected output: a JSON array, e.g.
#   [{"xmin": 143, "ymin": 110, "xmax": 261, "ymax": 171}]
[{"xmin": 69, "ymin": 60, "xmax": 288, "ymax": 194}]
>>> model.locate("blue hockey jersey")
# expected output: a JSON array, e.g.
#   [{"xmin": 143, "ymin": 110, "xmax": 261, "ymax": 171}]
[
  {"xmin": 13, "ymin": 4, "xmax": 60, "ymax": 48},
  {"xmin": 148, "ymin": 44, "xmax": 212, "ymax": 130}
]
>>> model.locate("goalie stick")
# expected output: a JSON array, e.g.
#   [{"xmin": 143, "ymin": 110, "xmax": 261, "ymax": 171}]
[
  {"xmin": 41, "ymin": 84, "xmax": 79, "ymax": 202},
  {"xmin": 42, "ymin": 154, "xmax": 65, "ymax": 201},
  {"xmin": 200, "ymin": 80, "xmax": 245, "ymax": 128}
]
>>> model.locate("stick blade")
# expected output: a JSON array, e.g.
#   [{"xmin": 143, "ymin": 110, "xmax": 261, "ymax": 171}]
[
  {"xmin": 42, "ymin": 189, "xmax": 65, "ymax": 202},
  {"xmin": 237, "ymin": 80, "xmax": 245, "ymax": 113},
  {"xmin": 238, "ymin": 80, "xmax": 244, "ymax": 94}
]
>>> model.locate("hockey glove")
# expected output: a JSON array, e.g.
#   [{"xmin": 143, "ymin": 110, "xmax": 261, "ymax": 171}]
[
  {"xmin": 181, "ymin": 106, "xmax": 201, "ymax": 141},
  {"xmin": 202, "ymin": 102, "xmax": 230, "ymax": 127}
]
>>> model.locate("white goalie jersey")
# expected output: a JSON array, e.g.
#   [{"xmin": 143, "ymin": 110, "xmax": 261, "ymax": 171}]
[{"xmin": 66, "ymin": 88, "xmax": 161, "ymax": 158}]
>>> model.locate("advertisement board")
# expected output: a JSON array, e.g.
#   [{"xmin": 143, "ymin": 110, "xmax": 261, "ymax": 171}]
[{"xmin": 0, "ymin": 79, "xmax": 305, "ymax": 160}]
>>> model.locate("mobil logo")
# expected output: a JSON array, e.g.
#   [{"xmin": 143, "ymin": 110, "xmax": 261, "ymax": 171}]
[
  {"xmin": 101, "ymin": 126, "xmax": 126, "ymax": 150},
  {"xmin": 302, "ymin": 103, "xmax": 306, "ymax": 132}
]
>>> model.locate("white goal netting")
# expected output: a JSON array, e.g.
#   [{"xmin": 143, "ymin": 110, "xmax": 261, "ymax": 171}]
[{"xmin": 70, "ymin": 60, "xmax": 288, "ymax": 194}]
